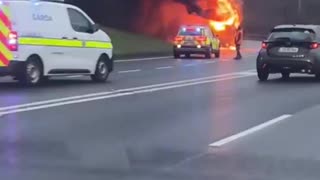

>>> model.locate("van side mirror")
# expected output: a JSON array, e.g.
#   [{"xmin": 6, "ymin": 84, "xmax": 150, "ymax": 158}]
[
  {"xmin": 87, "ymin": 24, "xmax": 100, "ymax": 34},
  {"xmin": 92, "ymin": 24, "xmax": 100, "ymax": 33}
]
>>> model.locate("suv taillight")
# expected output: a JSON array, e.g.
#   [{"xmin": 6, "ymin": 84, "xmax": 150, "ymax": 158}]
[
  {"xmin": 174, "ymin": 36, "xmax": 183, "ymax": 43},
  {"xmin": 261, "ymin": 42, "xmax": 268, "ymax": 49},
  {"xmin": 8, "ymin": 31, "xmax": 18, "ymax": 51},
  {"xmin": 196, "ymin": 36, "xmax": 207, "ymax": 44},
  {"xmin": 310, "ymin": 42, "xmax": 319, "ymax": 49}
]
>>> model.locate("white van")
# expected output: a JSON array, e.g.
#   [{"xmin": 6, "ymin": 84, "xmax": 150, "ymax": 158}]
[{"xmin": 0, "ymin": 0, "xmax": 113, "ymax": 85}]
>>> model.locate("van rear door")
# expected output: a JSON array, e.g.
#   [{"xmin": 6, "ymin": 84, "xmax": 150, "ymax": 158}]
[{"xmin": 0, "ymin": 2, "xmax": 14, "ymax": 67}]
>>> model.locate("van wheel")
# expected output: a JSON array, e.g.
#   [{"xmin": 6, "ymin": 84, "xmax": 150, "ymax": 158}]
[
  {"xmin": 91, "ymin": 56, "xmax": 109, "ymax": 82},
  {"xmin": 18, "ymin": 56, "xmax": 43, "ymax": 86}
]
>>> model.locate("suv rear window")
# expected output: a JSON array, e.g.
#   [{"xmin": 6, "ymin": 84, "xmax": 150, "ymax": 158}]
[
  {"xmin": 268, "ymin": 28, "xmax": 316, "ymax": 42},
  {"xmin": 178, "ymin": 28, "xmax": 204, "ymax": 36}
]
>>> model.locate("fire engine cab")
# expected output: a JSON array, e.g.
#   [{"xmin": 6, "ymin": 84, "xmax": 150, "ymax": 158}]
[{"xmin": 0, "ymin": 0, "xmax": 113, "ymax": 85}]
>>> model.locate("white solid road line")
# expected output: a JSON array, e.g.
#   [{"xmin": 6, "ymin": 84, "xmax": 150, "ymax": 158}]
[
  {"xmin": 116, "ymin": 56, "xmax": 172, "ymax": 63},
  {"xmin": 0, "ymin": 70, "xmax": 256, "ymax": 116},
  {"xmin": 0, "ymin": 69, "xmax": 256, "ymax": 113},
  {"xmin": 0, "ymin": 74, "xmax": 252, "ymax": 116},
  {"xmin": 117, "ymin": 69, "xmax": 141, "ymax": 74},
  {"xmin": 156, "ymin": 66, "xmax": 173, "ymax": 70},
  {"xmin": 209, "ymin": 114, "xmax": 292, "ymax": 148}
]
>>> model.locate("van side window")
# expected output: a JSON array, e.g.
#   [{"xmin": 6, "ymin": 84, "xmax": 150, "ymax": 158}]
[{"xmin": 67, "ymin": 8, "xmax": 92, "ymax": 33}]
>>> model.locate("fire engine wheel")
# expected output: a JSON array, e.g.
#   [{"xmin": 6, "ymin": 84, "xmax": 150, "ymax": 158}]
[
  {"xmin": 91, "ymin": 55, "xmax": 109, "ymax": 82},
  {"xmin": 18, "ymin": 56, "xmax": 44, "ymax": 86}
]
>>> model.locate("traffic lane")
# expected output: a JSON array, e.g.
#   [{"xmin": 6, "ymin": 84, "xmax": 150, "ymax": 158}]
[
  {"xmin": 219, "ymin": 104, "xmax": 320, "ymax": 161},
  {"xmin": 114, "ymin": 49, "xmax": 258, "ymax": 72},
  {"xmin": 171, "ymin": 103, "xmax": 320, "ymax": 179},
  {"xmin": 2, "ymin": 75, "xmax": 320, "ymax": 172},
  {"xmin": 112, "ymin": 55, "xmax": 256, "ymax": 89},
  {"xmin": 0, "ymin": 54, "xmax": 256, "ymax": 107},
  {"xmin": 113, "ymin": 39, "xmax": 259, "ymax": 70}
]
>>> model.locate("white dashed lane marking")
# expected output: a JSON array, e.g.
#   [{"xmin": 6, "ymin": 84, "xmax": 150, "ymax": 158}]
[
  {"xmin": 117, "ymin": 69, "xmax": 141, "ymax": 74},
  {"xmin": 209, "ymin": 114, "xmax": 292, "ymax": 147},
  {"xmin": 156, "ymin": 66, "xmax": 173, "ymax": 70}
]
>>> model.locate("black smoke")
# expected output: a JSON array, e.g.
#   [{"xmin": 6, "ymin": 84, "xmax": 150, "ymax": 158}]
[{"xmin": 174, "ymin": 0, "xmax": 202, "ymax": 14}]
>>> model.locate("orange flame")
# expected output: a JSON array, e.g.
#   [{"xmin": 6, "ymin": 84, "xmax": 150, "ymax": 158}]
[
  {"xmin": 207, "ymin": 0, "xmax": 242, "ymax": 47},
  {"xmin": 135, "ymin": 0, "xmax": 242, "ymax": 47},
  {"xmin": 209, "ymin": 0, "xmax": 241, "ymax": 32}
]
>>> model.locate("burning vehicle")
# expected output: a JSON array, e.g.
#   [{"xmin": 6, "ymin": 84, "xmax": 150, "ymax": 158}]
[{"xmin": 135, "ymin": 0, "xmax": 243, "ymax": 48}]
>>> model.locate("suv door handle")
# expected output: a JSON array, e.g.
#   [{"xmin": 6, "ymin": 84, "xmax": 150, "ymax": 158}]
[
  {"xmin": 73, "ymin": 37, "xmax": 78, "ymax": 40},
  {"xmin": 62, "ymin": 37, "xmax": 68, "ymax": 39}
]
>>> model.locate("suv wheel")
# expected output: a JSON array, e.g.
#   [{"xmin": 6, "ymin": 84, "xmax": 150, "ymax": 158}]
[
  {"xmin": 205, "ymin": 48, "xmax": 212, "ymax": 59},
  {"xmin": 257, "ymin": 68, "xmax": 269, "ymax": 81},
  {"xmin": 174, "ymin": 52, "xmax": 180, "ymax": 59},
  {"xmin": 281, "ymin": 72, "xmax": 290, "ymax": 80},
  {"xmin": 214, "ymin": 49, "xmax": 220, "ymax": 58}
]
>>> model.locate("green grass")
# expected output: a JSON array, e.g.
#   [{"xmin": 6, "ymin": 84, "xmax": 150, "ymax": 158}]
[{"xmin": 101, "ymin": 27, "xmax": 172, "ymax": 58}]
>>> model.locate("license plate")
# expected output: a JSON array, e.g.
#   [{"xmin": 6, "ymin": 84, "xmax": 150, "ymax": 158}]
[
  {"xmin": 278, "ymin": 47, "xmax": 299, "ymax": 53},
  {"xmin": 184, "ymin": 41, "xmax": 194, "ymax": 45},
  {"xmin": 185, "ymin": 36, "xmax": 193, "ymax": 40}
]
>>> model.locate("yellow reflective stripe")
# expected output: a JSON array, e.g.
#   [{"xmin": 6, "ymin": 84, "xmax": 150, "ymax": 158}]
[
  {"xmin": 0, "ymin": 19, "xmax": 9, "ymax": 36},
  {"xmin": 1, "ymin": 5, "xmax": 11, "ymax": 19},
  {"xmin": 85, "ymin": 41, "xmax": 112, "ymax": 49},
  {"xmin": 0, "ymin": 41, "xmax": 13, "ymax": 60},
  {"xmin": 206, "ymin": 38, "xmax": 210, "ymax": 45},
  {"xmin": 19, "ymin": 38, "xmax": 83, "ymax": 47},
  {"xmin": 18, "ymin": 37, "xmax": 113, "ymax": 49},
  {"xmin": 0, "ymin": 60, "xmax": 5, "ymax": 67}
]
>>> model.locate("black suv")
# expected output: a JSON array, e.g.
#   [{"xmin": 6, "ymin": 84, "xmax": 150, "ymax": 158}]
[{"xmin": 257, "ymin": 25, "xmax": 320, "ymax": 81}]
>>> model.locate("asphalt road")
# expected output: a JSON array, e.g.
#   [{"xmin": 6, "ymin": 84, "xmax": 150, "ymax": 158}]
[{"xmin": 0, "ymin": 41, "xmax": 320, "ymax": 179}]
